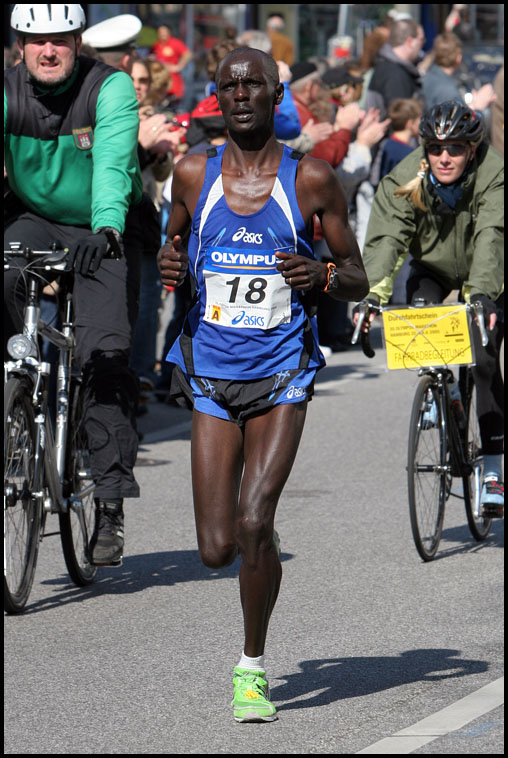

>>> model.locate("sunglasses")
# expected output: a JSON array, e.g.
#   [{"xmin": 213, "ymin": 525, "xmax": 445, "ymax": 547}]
[{"xmin": 426, "ymin": 143, "xmax": 469, "ymax": 156}]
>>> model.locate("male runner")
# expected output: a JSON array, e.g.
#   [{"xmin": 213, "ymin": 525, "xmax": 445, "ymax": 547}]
[{"xmin": 158, "ymin": 46, "xmax": 369, "ymax": 722}]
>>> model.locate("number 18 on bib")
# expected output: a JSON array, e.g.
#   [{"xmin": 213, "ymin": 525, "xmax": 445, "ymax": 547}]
[{"xmin": 203, "ymin": 247, "xmax": 293, "ymax": 330}]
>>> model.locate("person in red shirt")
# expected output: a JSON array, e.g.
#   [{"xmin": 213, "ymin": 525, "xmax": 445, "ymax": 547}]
[{"xmin": 151, "ymin": 25, "xmax": 193, "ymax": 106}]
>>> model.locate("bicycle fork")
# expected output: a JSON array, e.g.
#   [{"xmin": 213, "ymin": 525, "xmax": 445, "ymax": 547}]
[{"xmin": 472, "ymin": 461, "xmax": 483, "ymax": 518}]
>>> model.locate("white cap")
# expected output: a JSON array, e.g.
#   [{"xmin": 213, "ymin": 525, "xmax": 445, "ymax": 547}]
[{"xmin": 81, "ymin": 14, "xmax": 142, "ymax": 50}]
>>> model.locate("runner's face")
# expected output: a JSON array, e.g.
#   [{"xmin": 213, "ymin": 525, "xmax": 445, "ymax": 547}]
[
  {"xmin": 20, "ymin": 33, "xmax": 80, "ymax": 87},
  {"xmin": 216, "ymin": 54, "xmax": 282, "ymax": 134}
]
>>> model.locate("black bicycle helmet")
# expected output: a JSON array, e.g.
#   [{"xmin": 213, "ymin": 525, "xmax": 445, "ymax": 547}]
[{"xmin": 419, "ymin": 100, "xmax": 485, "ymax": 147}]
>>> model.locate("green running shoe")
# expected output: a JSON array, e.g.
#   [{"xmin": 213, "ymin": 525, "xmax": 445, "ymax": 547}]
[{"xmin": 232, "ymin": 667, "xmax": 277, "ymax": 722}]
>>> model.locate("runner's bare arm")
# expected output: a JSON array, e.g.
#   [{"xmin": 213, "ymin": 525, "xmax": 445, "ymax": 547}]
[
  {"xmin": 276, "ymin": 157, "xmax": 369, "ymax": 301},
  {"xmin": 157, "ymin": 154, "xmax": 207, "ymax": 288}
]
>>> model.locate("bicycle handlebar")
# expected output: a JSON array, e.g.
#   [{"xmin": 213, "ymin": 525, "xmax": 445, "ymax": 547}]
[
  {"xmin": 4, "ymin": 239, "xmax": 121, "ymax": 271},
  {"xmin": 4, "ymin": 243, "xmax": 69, "ymax": 271},
  {"xmin": 351, "ymin": 300, "xmax": 490, "ymax": 359}
]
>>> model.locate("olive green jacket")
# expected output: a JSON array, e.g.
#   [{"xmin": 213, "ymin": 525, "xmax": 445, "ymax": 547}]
[{"xmin": 362, "ymin": 144, "xmax": 504, "ymax": 304}]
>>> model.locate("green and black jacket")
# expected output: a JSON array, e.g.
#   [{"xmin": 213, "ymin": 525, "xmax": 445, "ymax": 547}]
[{"xmin": 4, "ymin": 56, "xmax": 143, "ymax": 233}]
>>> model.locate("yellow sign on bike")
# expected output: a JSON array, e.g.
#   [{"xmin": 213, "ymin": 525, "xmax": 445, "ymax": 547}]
[{"xmin": 382, "ymin": 304, "xmax": 473, "ymax": 370}]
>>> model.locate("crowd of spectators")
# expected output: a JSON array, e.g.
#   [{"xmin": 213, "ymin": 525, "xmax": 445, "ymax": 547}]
[{"xmin": 4, "ymin": 7, "xmax": 503, "ymax": 404}]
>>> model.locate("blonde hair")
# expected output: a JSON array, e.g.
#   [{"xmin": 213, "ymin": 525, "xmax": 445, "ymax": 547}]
[
  {"xmin": 393, "ymin": 158, "xmax": 429, "ymax": 211},
  {"xmin": 145, "ymin": 60, "xmax": 171, "ymax": 105}
]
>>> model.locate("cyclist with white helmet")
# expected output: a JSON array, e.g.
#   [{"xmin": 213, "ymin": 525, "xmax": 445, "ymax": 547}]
[
  {"xmin": 4, "ymin": 4, "xmax": 158, "ymax": 565},
  {"xmin": 358, "ymin": 101, "xmax": 504, "ymax": 517}
]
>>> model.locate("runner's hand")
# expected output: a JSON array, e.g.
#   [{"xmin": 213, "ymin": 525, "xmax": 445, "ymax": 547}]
[
  {"xmin": 275, "ymin": 250, "xmax": 327, "ymax": 291},
  {"xmin": 158, "ymin": 235, "xmax": 189, "ymax": 287}
]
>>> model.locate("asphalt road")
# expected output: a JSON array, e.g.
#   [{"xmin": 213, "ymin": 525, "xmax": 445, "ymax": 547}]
[{"xmin": 4, "ymin": 326, "xmax": 504, "ymax": 754}]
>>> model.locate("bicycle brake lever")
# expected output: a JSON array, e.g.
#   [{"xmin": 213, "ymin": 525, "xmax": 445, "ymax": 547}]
[
  {"xmin": 472, "ymin": 302, "xmax": 489, "ymax": 347},
  {"xmin": 351, "ymin": 302, "xmax": 367, "ymax": 345}
]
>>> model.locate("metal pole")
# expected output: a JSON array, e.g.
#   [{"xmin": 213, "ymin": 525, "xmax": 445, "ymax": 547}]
[
  {"xmin": 337, "ymin": 4, "xmax": 349, "ymax": 36},
  {"xmin": 185, "ymin": 3, "xmax": 194, "ymax": 52}
]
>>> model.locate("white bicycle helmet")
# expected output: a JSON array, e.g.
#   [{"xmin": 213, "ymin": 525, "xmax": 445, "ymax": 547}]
[{"xmin": 11, "ymin": 4, "xmax": 86, "ymax": 36}]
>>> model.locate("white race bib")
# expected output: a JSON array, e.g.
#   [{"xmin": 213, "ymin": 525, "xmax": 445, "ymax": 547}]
[{"xmin": 202, "ymin": 247, "xmax": 293, "ymax": 330}]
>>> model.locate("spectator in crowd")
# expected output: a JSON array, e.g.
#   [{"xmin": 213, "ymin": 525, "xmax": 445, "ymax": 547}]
[
  {"xmin": 311, "ymin": 67, "xmax": 390, "ymax": 347},
  {"xmin": 421, "ymin": 33, "xmax": 496, "ymax": 113},
  {"xmin": 378, "ymin": 98, "xmax": 422, "ymax": 181},
  {"xmin": 365, "ymin": 18, "xmax": 425, "ymax": 119},
  {"xmin": 491, "ymin": 66, "xmax": 504, "ymax": 155},
  {"xmin": 290, "ymin": 61, "xmax": 362, "ymax": 168},
  {"xmin": 151, "ymin": 25, "xmax": 193, "ymax": 110},
  {"xmin": 265, "ymin": 11, "xmax": 294, "ymax": 66},
  {"xmin": 4, "ymin": 41, "xmax": 22, "ymax": 68},
  {"xmin": 358, "ymin": 15, "xmax": 393, "ymax": 75},
  {"xmin": 129, "ymin": 57, "xmax": 187, "ymax": 396},
  {"xmin": 83, "ymin": 16, "xmax": 185, "ymax": 399},
  {"xmin": 81, "ymin": 12, "xmax": 141, "ymax": 72},
  {"xmin": 321, "ymin": 65, "xmax": 365, "ymax": 114},
  {"xmin": 444, "ymin": 4, "xmax": 475, "ymax": 43},
  {"xmin": 131, "ymin": 57, "xmax": 151, "ymax": 105},
  {"xmin": 143, "ymin": 59, "xmax": 173, "ymax": 112}
]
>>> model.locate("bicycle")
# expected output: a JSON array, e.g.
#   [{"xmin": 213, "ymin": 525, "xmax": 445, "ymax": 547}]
[
  {"xmin": 352, "ymin": 299, "xmax": 492, "ymax": 561},
  {"xmin": 4, "ymin": 242, "xmax": 98, "ymax": 613}
]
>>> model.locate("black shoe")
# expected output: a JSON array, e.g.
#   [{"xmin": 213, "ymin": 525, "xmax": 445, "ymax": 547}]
[{"xmin": 89, "ymin": 500, "xmax": 124, "ymax": 566}]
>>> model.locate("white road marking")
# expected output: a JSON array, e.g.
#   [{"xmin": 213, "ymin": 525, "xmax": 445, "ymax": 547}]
[{"xmin": 356, "ymin": 676, "xmax": 504, "ymax": 754}]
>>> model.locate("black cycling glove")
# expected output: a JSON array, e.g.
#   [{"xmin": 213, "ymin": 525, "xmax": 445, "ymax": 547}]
[{"xmin": 66, "ymin": 227, "xmax": 122, "ymax": 275}]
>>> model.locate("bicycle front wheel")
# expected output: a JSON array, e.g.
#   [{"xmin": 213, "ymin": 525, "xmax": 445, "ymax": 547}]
[
  {"xmin": 4, "ymin": 377, "xmax": 43, "ymax": 613},
  {"xmin": 408, "ymin": 376, "xmax": 448, "ymax": 561},
  {"xmin": 461, "ymin": 369, "xmax": 491, "ymax": 541},
  {"xmin": 59, "ymin": 377, "xmax": 97, "ymax": 586}
]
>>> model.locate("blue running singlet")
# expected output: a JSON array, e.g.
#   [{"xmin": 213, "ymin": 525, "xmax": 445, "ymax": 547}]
[{"xmin": 166, "ymin": 143, "xmax": 326, "ymax": 380}]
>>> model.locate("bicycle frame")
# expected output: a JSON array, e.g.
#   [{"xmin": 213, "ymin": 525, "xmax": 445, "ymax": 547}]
[
  {"xmin": 351, "ymin": 301, "xmax": 490, "ymax": 561},
  {"xmin": 4, "ymin": 252, "xmax": 93, "ymax": 517}
]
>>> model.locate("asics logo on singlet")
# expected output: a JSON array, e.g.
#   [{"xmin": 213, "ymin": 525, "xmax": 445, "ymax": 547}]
[{"xmin": 232, "ymin": 227, "xmax": 263, "ymax": 244}]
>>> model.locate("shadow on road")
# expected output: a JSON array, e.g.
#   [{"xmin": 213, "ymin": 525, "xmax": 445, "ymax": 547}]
[
  {"xmin": 22, "ymin": 549, "xmax": 294, "ymax": 614},
  {"xmin": 271, "ymin": 648, "xmax": 489, "ymax": 710}
]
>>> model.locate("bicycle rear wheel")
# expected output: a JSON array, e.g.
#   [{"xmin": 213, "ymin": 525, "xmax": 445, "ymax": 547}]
[
  {"xmin": 408, "ymin": 376, "xmax": 448, "ymax": 561},
  {"xmin": 59, "ymin": 377, "xmax": 97, "ymax": 585},
  {"xmin": 461, "ymin": 369, "xmax": 491, "ymax": 541},
  {"xmin": 4, "ymin": 377, "xmax": 43, "ymax": 613}
]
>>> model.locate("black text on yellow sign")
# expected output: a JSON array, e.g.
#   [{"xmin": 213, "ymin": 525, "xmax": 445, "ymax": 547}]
[{"xmin": 381, "ymin": 305, "xmax": 473, "ymax": 370}]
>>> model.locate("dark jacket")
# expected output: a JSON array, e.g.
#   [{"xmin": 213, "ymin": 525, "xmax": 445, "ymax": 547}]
[
  {"xmin": 421, "ymin": 64, "xmax": 463, "ymax": 110},
  {"xmin": 365, "ymin": 44, "xmax": 423, "ymax": 118}
]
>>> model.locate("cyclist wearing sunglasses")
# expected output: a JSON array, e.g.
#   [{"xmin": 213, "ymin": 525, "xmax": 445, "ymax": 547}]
[{"xmin": 358, "ymin": 100, "xmax": 504, "ymax": 517}]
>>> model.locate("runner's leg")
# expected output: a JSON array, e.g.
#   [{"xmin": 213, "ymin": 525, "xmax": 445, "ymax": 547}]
[
  {"xmin": 191, "ymin": 410, "xmax": 244, "ymax": 568},
  {"xmin": 238, "ymin": 402, "xmax": 307, "ymax": 656}
]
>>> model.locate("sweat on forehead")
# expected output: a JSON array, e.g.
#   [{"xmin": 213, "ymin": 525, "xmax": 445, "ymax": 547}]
[{"xmin": 216, "ymin": 46, "xmax": 279, "ymax": 86}]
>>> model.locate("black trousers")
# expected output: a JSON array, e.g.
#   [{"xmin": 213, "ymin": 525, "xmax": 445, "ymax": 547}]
[
  {"xmin": 5, "ymin": 206, "xmax": 144, "ymax": 499},
  {"xmin": 406, "ymin": 260, "xmax": 504, "ymax": 456}
]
